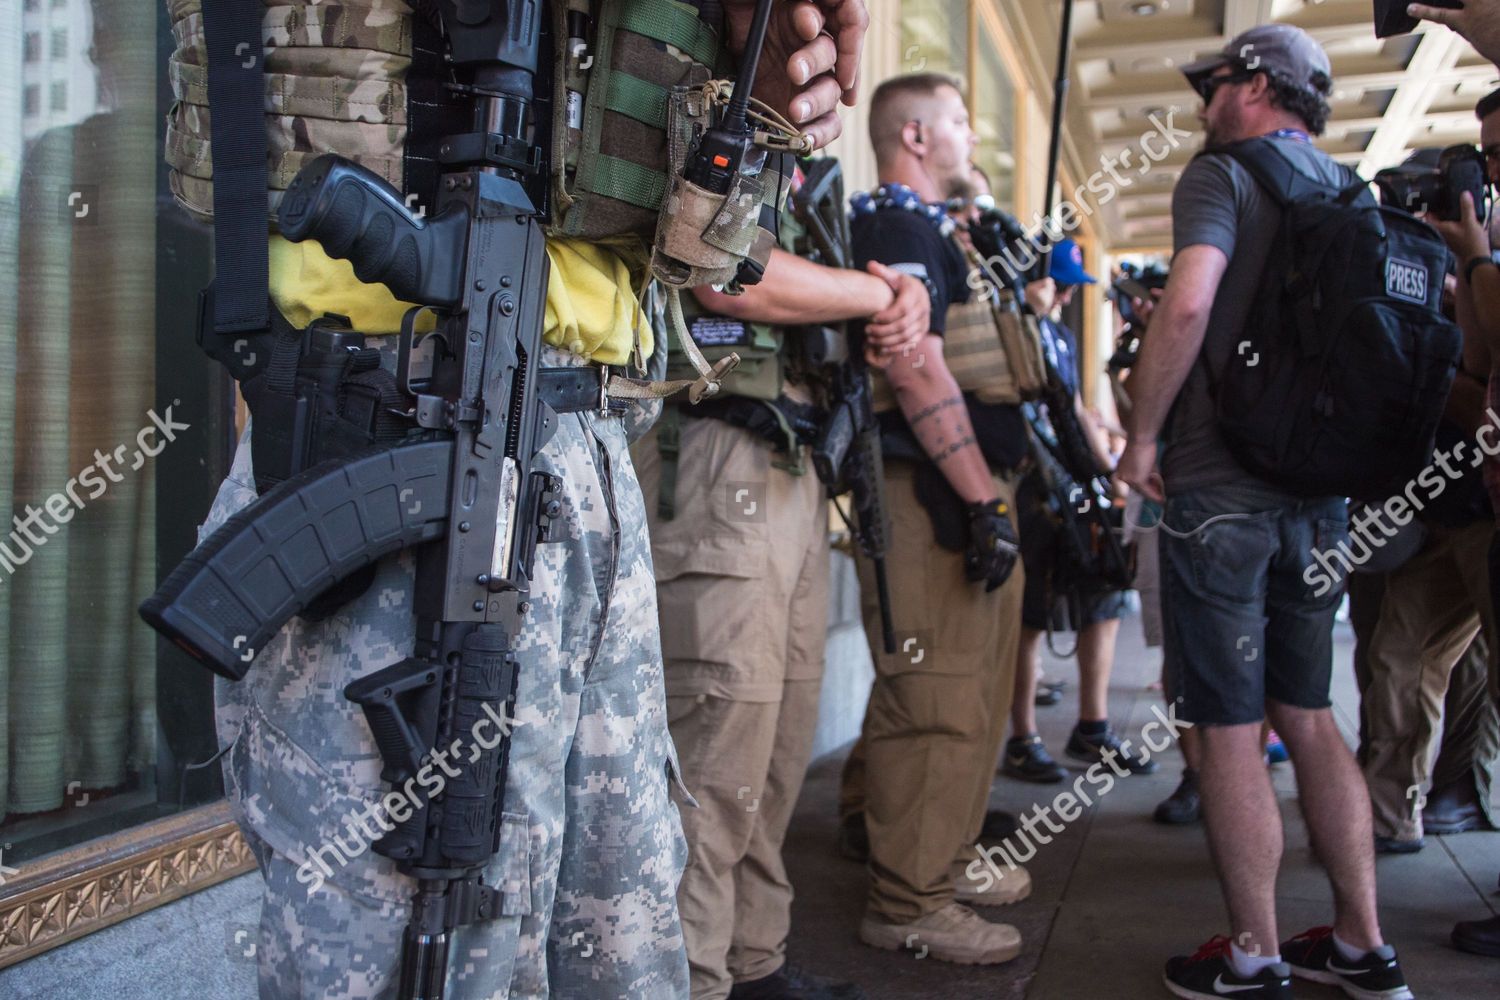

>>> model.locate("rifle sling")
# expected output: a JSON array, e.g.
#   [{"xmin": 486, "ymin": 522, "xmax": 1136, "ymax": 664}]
[{"xmin": 200, "ymin": 0, "xmax": 268, "ymax": 334}]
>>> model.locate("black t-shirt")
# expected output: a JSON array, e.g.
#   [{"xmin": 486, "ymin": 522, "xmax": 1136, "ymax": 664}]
[{"xmin": 851, "ymin": 206, "xmax": 1027, "ymax": 471}]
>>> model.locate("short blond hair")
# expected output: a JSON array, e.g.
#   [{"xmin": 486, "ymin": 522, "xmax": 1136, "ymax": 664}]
[{"xmin": 869, "ymin": 72, "xmax": 966, "ymax": 163}]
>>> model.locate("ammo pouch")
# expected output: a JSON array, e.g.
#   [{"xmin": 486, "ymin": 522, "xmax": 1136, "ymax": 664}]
[{"xmin": 549, "ymin": 0, "xmax": 718, "ymax": 244}]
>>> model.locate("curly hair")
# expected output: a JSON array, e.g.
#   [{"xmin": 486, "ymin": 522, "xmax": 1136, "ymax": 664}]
[{"xmin": 1263, "ymin": 67, "xmax": 1333, "ymax": 136}]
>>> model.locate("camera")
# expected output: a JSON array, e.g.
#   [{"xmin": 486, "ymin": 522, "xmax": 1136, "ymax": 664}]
[
  {"xmin": 1106, "ymin": 262, "xmax": 1169, "ymax": 372},
  {"xmin": 1375, "ymin": 144, "xmax": 1489, "ymax": 223}
]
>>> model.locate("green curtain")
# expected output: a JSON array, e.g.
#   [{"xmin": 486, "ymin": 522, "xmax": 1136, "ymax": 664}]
[{"xmin": 0, "ymin": 0, "xmax": 157, "ymax": 820}]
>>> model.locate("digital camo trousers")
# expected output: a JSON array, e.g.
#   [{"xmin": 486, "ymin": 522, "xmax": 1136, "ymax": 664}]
[{"xmin": 203, "ymin": 363, "xmax": 690, "ymax": 999}]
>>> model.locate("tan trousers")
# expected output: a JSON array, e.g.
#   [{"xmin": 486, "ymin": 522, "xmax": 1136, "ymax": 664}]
[
  {"xmin": 837, "ymin": 461, "xmax": 1024, "ymax": 922},
  {"xmin": 1353, "ymin": 520, "xmax": 1499, "ymax": 840},
  {"xmin": 635, "ymin": 415, "xmax": 830, "ymax": 1000}
]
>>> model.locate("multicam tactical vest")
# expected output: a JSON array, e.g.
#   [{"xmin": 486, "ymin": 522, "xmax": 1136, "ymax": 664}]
[
  {"xmin": 165, "ymin": 0, "xmax": 415, "ymax": 225},
  {"xmin": 165, "ymin": 0, "xmax": 720, "ymax": 245}
]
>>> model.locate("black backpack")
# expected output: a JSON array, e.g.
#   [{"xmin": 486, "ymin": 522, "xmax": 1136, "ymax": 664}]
[{"xmin": 1210, "ymin": 138, "xmax": 1462, "ymax": 501}]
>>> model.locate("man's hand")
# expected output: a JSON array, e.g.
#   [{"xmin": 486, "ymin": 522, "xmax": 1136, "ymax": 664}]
[
  {"xmin": 725, "ymin": 0, "xmax": 869, "ymax": 150},
  {"xmin": 863, "ymin": 261, "xmax": 930, "ymax": 361},
  {"xmin": 1426, "ymin": 191, "xmax": 1491, "ymax": 265},
  {"xmin": 964, "ymin": 499, "xmax": 1020, "ymax": 592},
  {"xmin": 1114, "ymin": 438, "xmax": 1163, "ymax": 503},
  {"xmin": 1410, "ymin": 2, "xmax": 1500, "ymax": 67}
]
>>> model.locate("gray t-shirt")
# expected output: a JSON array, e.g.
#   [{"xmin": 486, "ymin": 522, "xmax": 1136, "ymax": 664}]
[{"xmin": 1163, "ymin": 137, "xmax": 1349, "ymax": 492}]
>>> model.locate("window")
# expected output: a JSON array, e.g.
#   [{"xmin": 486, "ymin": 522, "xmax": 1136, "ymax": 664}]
[
  {"xmin": 4, "ymin": 0, "xmax": 230, "ymax": 883},
  {"xmin": 973, "ymin": 26, "xmax": 1018, "ymax": 213},
  {"xmin": 899, "ymin": 0, "xmax": 970, "ymax": 83}
]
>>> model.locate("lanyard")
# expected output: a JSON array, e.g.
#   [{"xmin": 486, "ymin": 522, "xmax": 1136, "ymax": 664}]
[{"xmin": 1266, "ymin": 128, "xmax": 1311, "ymax": 143}]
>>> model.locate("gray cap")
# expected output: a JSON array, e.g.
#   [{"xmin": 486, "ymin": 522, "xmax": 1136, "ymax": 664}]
[{"xmin": 1181, "ymin": 24, "xmax": 1333, "ymax": 98}]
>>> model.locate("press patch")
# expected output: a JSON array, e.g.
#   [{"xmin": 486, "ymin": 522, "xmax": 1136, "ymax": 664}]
[{"xmin": 1385, "ymin": 258, "xmax": 1428, "ymax": 305}]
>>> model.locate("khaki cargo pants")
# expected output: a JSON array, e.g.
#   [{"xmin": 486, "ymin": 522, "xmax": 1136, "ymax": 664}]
[
  {"xmin": 634, "ymin": 414, "xmax": 830, "ymax": 1000},
  {"xmin": 838, "ymin": 460, "xmax": 1024, "ymax": 922},
  {"xmin": 1350, "ymin": 519, "xmax": 1500, "ymax": 841}
]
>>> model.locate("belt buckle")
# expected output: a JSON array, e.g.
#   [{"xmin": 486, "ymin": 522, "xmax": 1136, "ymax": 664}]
[{"xmin": 597, "ymin": 364, "xmax": 612, "ymax": 417}]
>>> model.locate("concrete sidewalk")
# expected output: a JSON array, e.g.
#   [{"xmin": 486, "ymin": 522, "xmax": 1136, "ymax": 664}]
[
  {"xmin": 783, "ymin": 614, "xmax": 1500, "ymax": 999},
  {"xmin": 4, "ymin": 612, "xmax": 1496, "ymax": 998}
]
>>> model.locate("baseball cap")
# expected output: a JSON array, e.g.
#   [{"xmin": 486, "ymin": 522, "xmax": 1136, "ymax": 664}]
[
  {"xmin": 1049, "ymin": 239, "xmax": 1097, "ymax": 286},
  {"xmin": 1181, "ymin": 24, "xmax": 1332, "ymax": 100}
]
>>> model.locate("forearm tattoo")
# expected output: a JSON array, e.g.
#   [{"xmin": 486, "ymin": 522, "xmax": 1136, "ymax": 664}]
[{"xmin": 910, "ymin": 396, "xmax": 964, "ymax": 427}]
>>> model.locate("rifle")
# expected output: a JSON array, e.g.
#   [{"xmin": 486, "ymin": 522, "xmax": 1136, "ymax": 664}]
[
  {"xmin": 1023, "ymin": 348, "xmax": 1134, "ymax": 641},
  {"xmin": 140, "ymin": 6, "xmax": 570, "ymax": 997},
  {"xmin": 793, "ymin": 157, "xmax": 897, "ymax": 655}
]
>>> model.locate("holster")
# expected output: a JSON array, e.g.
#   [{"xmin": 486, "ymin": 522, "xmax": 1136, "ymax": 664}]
[{"xmin": 197, "ymin": 290, "xmax": 410, "ymax": 616}]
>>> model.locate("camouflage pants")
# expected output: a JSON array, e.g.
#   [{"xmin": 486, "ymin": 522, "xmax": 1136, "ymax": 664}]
[{"xmin": 206, "ymin": 348, "xmax": 690, "ymax": 999}]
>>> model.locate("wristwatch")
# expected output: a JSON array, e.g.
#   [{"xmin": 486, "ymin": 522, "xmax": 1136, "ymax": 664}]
[{"xmin": 1465, "ymin": 255, "xmax": 1496, "ymax": 285}]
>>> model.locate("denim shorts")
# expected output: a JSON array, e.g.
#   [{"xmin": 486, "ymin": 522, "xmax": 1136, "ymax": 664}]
[{"xmin": 1160, "ymin": 482, "xmax": 1349, "ymax": 726}]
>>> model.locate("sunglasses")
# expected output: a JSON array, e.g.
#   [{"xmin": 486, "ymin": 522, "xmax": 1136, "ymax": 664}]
[{"xmin": 1194, "ymin": 69, "xmax": 1257, "ymax": 105}]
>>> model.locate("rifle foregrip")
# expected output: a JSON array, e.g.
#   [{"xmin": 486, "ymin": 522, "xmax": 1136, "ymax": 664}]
[
  {"xmin": 278, "ymin": 154, "xmax": 463, "ymax": 308},
  {"xmin": 140, "ymin": 440, "xmax": 454, "ymax": 681}
]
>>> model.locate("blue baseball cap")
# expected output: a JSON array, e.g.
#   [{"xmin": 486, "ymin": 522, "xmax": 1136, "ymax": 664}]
[{"xmin": 1049, "ymin": 239, "xmax": 1097, "ymax": 286}]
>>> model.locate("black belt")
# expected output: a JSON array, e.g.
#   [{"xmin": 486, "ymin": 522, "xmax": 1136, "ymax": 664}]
[
  {"xmin": 689, "ymin": 394, "xmax": 824, "ymax": 451},
  {"xmin": 536, "ymin": 365, "xmax": 630, "ymax": 416}
]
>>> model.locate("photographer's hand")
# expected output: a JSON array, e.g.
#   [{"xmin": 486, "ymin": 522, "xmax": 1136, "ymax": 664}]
[
  {"xmin": 1426, "ymin": 191, "xmax": 1491, "ymax": 264},
  {"xmin": 1410, "ymin": 3, "xmax": 1500, "ymax": 68}
]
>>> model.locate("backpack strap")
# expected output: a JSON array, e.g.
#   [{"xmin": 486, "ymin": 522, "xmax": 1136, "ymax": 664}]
[
  {"xmin": 200, "ymin": 0, "xmax": 268, "ymax": 334},
  {"xmin": 1209, "ymin": 136, "xmax": 1355, "ymax": 208}
]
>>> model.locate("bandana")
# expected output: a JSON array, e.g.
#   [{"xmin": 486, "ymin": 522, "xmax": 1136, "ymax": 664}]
[{"xmin": 850, "ymin": 182, "xmax": 957, "ymax": 237}]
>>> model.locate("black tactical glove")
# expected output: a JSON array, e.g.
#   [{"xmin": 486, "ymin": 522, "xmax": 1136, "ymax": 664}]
[{"xmin": 964, "ymin": 498, "xmax": 1020, "ymax": 592}]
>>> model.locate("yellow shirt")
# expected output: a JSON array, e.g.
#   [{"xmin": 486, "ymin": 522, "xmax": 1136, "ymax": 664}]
[{"xmin": 267, "ymin": 233, "xmax": 653, "ymax": 366}]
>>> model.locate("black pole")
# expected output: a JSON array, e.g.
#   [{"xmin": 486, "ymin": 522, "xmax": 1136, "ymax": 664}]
[{"xmin": 1041, "ymin": 0, "xmax": 1076, "ymax": 274}]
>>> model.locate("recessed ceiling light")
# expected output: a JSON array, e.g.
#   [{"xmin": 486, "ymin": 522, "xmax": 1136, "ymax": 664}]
[{"xmin": 1129, "ymin": 2, "xmax": 1161, "ymax": 15}]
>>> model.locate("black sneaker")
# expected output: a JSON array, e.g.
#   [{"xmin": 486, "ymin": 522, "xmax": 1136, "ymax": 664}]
[
  {"xmin": 1373, "ymin": 835, "xmax": 1423, "ymax": 855},
  {"xmin": 979, "ymin": 808, "xmax": 1018, "ymax": 842},
  {"xmin": 837, "ymin": 812, "xmax": 869, "ymax": 863},
  {"xmin": 1002, "ymin": 734, "xmax": 1067, "ymax": 784},
  {"xmin": 1154, "ymin": 769, "xmax": 1201, "ymax": 825},
  {"xmin": 1280, "ymin": 926, "xmax": 1414, "ymax": 1000},
  {"xmin": 1066, "ymin": 725, "xmax": 1159, "ymax": 774},
  {"xmin": 728, "ymin": 963, "xmax": 865, "ymax": 999},
  {"xmin": 1035, "ymin": 680, "xmax": 1066, "ymax": 706},
  {"xmin": 1452, "ymin": 913, "xmax": 1500, "ymax": 958},
  {"xmin": 1163, "ymin": 936, "xmax": 1292, "ymax": 999}
]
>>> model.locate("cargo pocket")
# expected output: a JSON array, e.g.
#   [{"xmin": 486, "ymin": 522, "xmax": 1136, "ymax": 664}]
[
  {"xmin": 222, "ymin": 700, "xmax": 410, "ymax": 908},
  {"xmin": 652, "ymin": 539, "xmax": 770, "ymax": 693}
]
